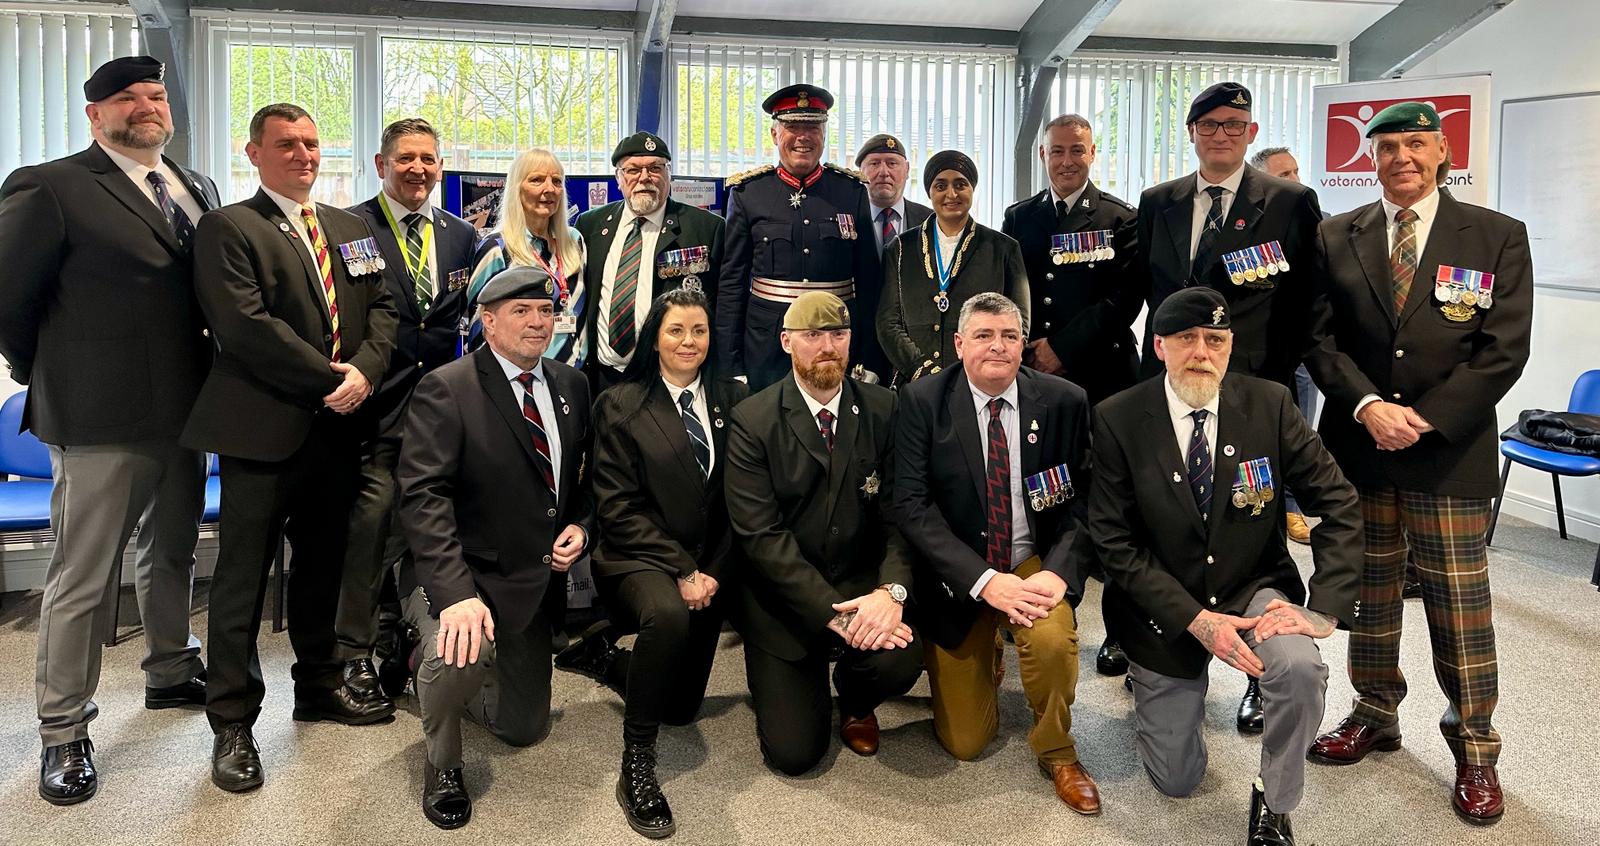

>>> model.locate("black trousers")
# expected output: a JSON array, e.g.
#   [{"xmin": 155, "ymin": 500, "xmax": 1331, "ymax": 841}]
[
  {"xmin": 206, "ymin": 418, "xmax": 360, "ymax": 731},
  {"xmin": 602, "ymin": 569, "xmax": 724, "ymax": 746},
  {"xmin": 743, "ymin": 631, "xmax": 922, "ymax": 776},
  {"xmin": 334, "ymin": 429, "xmax": 407, "ymax": 658}
]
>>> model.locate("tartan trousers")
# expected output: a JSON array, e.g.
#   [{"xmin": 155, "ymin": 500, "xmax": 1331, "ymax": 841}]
[{"xmin": 1349, "ymin": 485, "xmax": 1501, "ymax": 766}]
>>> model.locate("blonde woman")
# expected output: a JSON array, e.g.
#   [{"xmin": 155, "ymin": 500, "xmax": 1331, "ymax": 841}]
[{"xmin": 468, "ymin": 148, "xmax": 590, "ymax": 367}]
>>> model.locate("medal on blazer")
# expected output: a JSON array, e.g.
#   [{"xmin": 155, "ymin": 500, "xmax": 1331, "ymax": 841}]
[
  {"xmin": 446, "ymin": 268, "xmax": 469, "ymax": 291},
  {"xmin": 1231, "ymin": 457, "xmax": 1275, "ymax": 516},
  {"xmin": 1024, "ymin": 463, "xmax": 1074, "ymax": 511},
  {"xmin": 1221, "ymin": 241, "xmax": 1283, "ymax": 288},
  {"xmin": 835, "ymin": 214, "xmax": 857, "ymax": 240},
  {"xmin": 338, "ymin": 237, "xmax": 385, "ymax": 276},
  {"xmin": 1435, "ymin": 265, "xmax": 1495, "ymax": 321}
]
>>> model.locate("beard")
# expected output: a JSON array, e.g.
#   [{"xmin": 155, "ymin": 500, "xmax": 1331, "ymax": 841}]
[
  {"xmin": 106, "ymin": 120, "xmax": 173, "ymax": 150},
  {"xmin": 1171, "ymin": 363, "xmax": 1223, "ymax": 408},
  {"xmin": 626, "ymin": 187, "xmax": 663, "ymax": 215},
  {"xmin": 794, "ymin": 356, "xmax": 846, "ymax": 392}
]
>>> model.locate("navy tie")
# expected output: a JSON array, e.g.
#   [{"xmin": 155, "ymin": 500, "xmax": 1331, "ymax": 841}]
[
  {"xmin": 1187, "ymin": 408, "xmax": 1214, "ymax": 521},
  {"xmin": 679, "ymin": 389, "xmax": 711, "ymax": 477},
  {"xmin": 146, "ymin": 171, "xmax": 195, "ymax": 253},
  {"xmin": 1189, "ymin": 185, "xmax": 1228, "ymax": 285}
]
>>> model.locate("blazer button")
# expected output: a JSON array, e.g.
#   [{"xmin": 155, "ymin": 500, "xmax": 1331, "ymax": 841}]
[
  {"xmin": 1111, "ymin": 343, "xmax": 1119, "ymax": 350},
  {"xmin": 1043, "ymin": 297, "xmax": 1052, "ymax": 306},
  {"xmin": 1043, "ymin": 322, "xmax": 1052, "ymax": 330},
  {"xmin": 542, "ymin": 554, "xmax": 553, "ymax": 564},
  {"xmin": 931, "ymin": 324, "xmax": 940, "ymax": 332},
  {"xmin": 803, "ymin": 248, "xmax": 810, "ymax": 254},
  {"xmin": 1206, "ymin": 555, "xmax": 1214, "ymax": 564},
  {"xmin": 1045, "ymin": 272, "xmax": 1055, "ymax": 281},
  {"xmin": 1394, "ymin": 349, "xmax": 1405, "ymax": 358},
  {"xmin": 420, "ymin": 321, "xmax": 426, "ymax": 330},
  {"xmin": 202, "ymin": 329, "xmax": 211, "ymax": 337},
  {"xmin": 1209, "ymin": 596, "xmax": 1219, "ymax": 605},
  {"xmin": 546, "ymin": 508, "xmax": 557, "ymax": 518},
  {"xmin": 803, "ymin": 219, "xmax": 811, "ymax": 225},
  {"xmin": 1392, "ymin": 392, "xmax": 1402, "ymax": 400},
  {"xmin": 830, "ymin": 527, "xmax": 839, "ymax": 536},
  {"xmin": 763, "ymin": 236, "xmax": 770, "ymax": 242},
  {"xmin": 416, "ymin": 361, "xmax": 424, "ymax": 368}
]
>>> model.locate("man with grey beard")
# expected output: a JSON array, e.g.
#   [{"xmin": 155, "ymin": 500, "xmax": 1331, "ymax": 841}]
[
  {"xmin": 578, "ymin": 132, "xmax": 726, "ymax": 393},
  {"xmin": 0, "ymin": 55, "xmax": 221, "ymax": 804},
  {"xmin": 1083, "ymin": 286, "xmax": 1361, "ymax": 846}
]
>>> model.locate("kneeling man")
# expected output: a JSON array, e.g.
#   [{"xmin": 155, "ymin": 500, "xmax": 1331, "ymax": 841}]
[{"xmin": 1087, "ymin": 287, "xmax": 1361, "ymax": 845}]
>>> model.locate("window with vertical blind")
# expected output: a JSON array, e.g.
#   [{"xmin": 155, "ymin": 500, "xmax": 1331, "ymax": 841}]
[
  {"xmin": 0, "ymin": 4, "xmax": 141, "ymax": 182},
  {"xmin": 668, "ymin": 40, "xmax": 1017, "ymax": 226},
  {"xmin": 1038, "ymin": 54, "xmax": 1338, "ymax": 201}
]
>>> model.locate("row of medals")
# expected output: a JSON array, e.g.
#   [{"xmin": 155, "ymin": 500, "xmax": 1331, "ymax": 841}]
[
  {"xmin": 1436, "ymin": 283, "xmax": 1491, "ymax": 321},
  {"xmin": 1232, "ymin": 483, "xmax": 1274, "ymax": 516},
  {"xmin": 1230, "ymin": 254, "xmax": 1290, "ymax": 285},
  {"xmin": 1052, "ymin": 246, "xmax": 1115, "ymax": 265}
]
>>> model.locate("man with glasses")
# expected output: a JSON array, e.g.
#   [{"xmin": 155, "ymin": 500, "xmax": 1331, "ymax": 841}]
[{"xmin": 1131, "ymin": 83, "xmax": 1324, "ymax": 395}]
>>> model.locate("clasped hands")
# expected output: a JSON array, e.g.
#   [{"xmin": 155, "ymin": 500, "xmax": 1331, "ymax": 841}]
[
  {"xmin": 1186, "ymin": 599, "xmax": 1336, "ymax": 679},
  {"xmin": 829, "ymin": 589, "xmax": 912, "ymax": 651},
  {"xmin": 1358, "ymin": 400, "xmax": 1434, "ymax": 451},
  {"xmin": 979, "ymin": 570, "xmax": 1066, "ymax": 628},
  {"xmin": 323, "ymin": 361, "xmax": 372, "ymax": 414},
  {"xmin": 678, "ymin": 570, "xmax": 721, "ymax": 612}
]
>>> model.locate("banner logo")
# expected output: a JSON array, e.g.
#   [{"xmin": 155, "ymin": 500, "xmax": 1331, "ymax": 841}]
[{"xmin": 1324, "ymin": 95, "xmax": 1472, "ymax": 173}]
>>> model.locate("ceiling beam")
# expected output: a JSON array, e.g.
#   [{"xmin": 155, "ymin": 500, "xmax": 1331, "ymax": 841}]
[
  {"xmin": 632, "ymin": 0, "xmax": 677, "ymax": 134},
  {"xmin": 129, "ymin": 0, "xmax": 197, "ymax": 167},
  {"xmin": 1012, "ymin": 0, "xmax": 1121, "ymax": 201},
  {"xmin": 1348, "ymin": 0, "xmax": 1514, "ymax": 80}
]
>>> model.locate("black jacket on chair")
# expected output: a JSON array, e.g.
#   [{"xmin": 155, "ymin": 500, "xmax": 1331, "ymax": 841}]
[
  {"xmin": 398, "ymin": 346, "xmax": 595, "ymax": 634},
  {"xmin": 0, "ymin": 143, "xmax": 220, "ymax": 444},
  {"xmin": 890, "ymin": 364, "xmax": 1091, "ymax": 649}
]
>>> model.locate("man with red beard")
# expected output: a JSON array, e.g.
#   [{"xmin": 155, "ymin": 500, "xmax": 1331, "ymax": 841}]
[
  {"xmin": 724, "ymin": 291, "xmax": 921, "ymax": 776},
  {"xmin": 1085, "ymin": 286, "xmax": 1361, "ymax": 846}
]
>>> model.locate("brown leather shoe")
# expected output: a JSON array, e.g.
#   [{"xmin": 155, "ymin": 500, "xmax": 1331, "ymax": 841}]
[
  {"xmin": 1307, "ymin": 717, "xmax": 1401, "ymax": 765},
  {"xmin": 1038, "ymin": 760, "xmax": 1102, "ymax": 815},
  {"xmin": 839, "ymin": 712, "xmax": 880, "ymax": 756},
  {"xmin": 1453, "ymin": 764, "xmax": 1504, "ymax": 825},
  {"xmin": 1286, "ymin": 512, "xmax": 1311, "ymax": 545}
]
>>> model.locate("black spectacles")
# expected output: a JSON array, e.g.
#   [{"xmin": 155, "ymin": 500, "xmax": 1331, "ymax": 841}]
[{"xmin": 1192, "ymin": 120, "xmax": 1250, "ymax": 137}]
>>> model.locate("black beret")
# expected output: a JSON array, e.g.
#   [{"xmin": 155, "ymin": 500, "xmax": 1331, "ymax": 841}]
[
  {"xmin": 84, "ymin": 55, "xmax": 164, "ymax": 103},
  {"xmin": 1364, "ymin": 101, "xmax": 1442, "ymax": 137},
  {"xmin": 762, "ymin": 84, "xmax": 833, "ymax": 123},
  {"xmin": 477, "ymin": 265, "xmax": 555, "ymax": 305},
  {"xmin": 922, "ymin": 150, "xmax": 978, "ymax": 194},
  {"xmin": 1152, "ymin": 287, "xmax": 1230, "ymax": 336},
  {"xmin": 611, "ymin": 131, "xmax": 671, "ymax": 165},
  {"xmin": 855, "ymin": 133, "xmax": 906, "ymax": 165},
  {"xmin": 1186, "ymin": 81, "xmax": 1252, "ymax": 125}
]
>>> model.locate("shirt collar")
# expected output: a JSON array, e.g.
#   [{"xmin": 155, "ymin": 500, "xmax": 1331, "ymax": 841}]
[
  {"xmin": 1380, "ymin": 185, "xmax": 1441, "ymax": 227},
  {"xmin": 261, "ymin": 184, "xmax": 314, "ymax": 219},
  {"xmin": 622, "ymin": 199, "xmax": 669, "ymax": 231},
  {"xmin": 1050, "ymin": 181, "xmax": 1089, "ymax": 211},
  {"xmin": 381, "ymin": 187, "xmax": 433, "ymax": 223},
  {"xmin": 662, "ymin": 373, "xmax": 703, "ymax": 403},
  {"xmin": 491, "ymin": 347, "xmax": 545, "ymax": 386},
  {"xmin": 794, "ymin": 373, "xmax": 842, "ymax": 420},
  {"xmin": 969, "ymin": 374, "xmax": 1021, "ymax": 415},
  {"xmin": 870, "ymin": 198, "xmax": 907, "ymax": 225},
  {"xmin": 98, "ymin": 142, "xmax": 163, "ymax": 182},
  {"xmin": 1196, "ymin": 164, "xmax": 1246, "ymax": 197},
  {"xmin": 1163, "ymin": 373, "xmax": 1221, "ymax": 423}
]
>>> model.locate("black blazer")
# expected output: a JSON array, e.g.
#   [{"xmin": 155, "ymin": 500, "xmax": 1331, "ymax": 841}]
[
  {"xmin": 876, "ymin": 218, "xmax": 1030, "ymax": 382},
  {"xmin": 891, "ymin": 364, "xmax": 1091, "ymax": 648},
  {"xmin": 575, "ymin": 197, "xmax": 726, "ymax": 313},
  {"xmin": 398, "ymin": 346, "xmax": 595, "ymax": 634},
  {"xmin": 1305, "ymin": 193, "xmax": 1534, "ymax": 498},
  {"xmin": 346, "ymin": 196, "xmax": 479, "ymax": 434},
  {"xmin": 181, "ymin": 191, "xmax": 398, "ymax": 461},
  {"xmin": 1086, "ymin": 374, "xmax": 1362, "ymax": 679},
  {"xmin": 724, "ymin": 376, "xmax": 911, "ymax": 660},
  {"xmin": 1133, "ymin": 167, "xmax": 1323, "ymax": 388},
  {"xmin": 592, "ymin": 376, "xmax": 749, "ymax": 583},
  {"xmin": 1002, "ymin": 182, "xmax": 1141, "ymax": 404},
  {"xmin": 0, "ymin": 143, "xmax": 220, "ymax": 444}
]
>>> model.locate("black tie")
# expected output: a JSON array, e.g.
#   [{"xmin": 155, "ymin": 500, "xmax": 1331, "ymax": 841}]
[
  {"xmin": 1055, "ymin": 198, "xmax": 1069, "ymax": 223},
  {"xmin": 1190, "ymin": 185, "xmax": 1228, "ymax": 285},
  {"xmin": 1187, "ymin": 409, "xmax": 1214, "ymax": 521},
  {"xmin": 678, "ymin": 389, "xmax": 711, "ymax": 477},
  {"xmin": 146, "ymin": 171, "xmax": 195, "ymax": 253}
]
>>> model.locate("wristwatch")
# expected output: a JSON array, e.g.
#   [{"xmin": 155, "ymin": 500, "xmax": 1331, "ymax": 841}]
[{"xmin": 878, "ymin": 583, "xmax": 908, "ymax": 604}]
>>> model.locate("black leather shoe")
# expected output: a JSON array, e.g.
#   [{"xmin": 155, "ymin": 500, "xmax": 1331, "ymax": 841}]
[
  {"xmin": 1095, "ymin": 638, "xmax": 1129, "ymax": 676},
  {"xmin": 378, "ymin": 623, "xmax": 421, "ymax": 699},
  {"xmin": 555, "ymin": 626, "xmax": 626, "ymax": 686},
  {"xmin": 1249, "ymin": 783, "xmax": 1295, "ymax": 845},
  {"xmin": 617, "ymin": 743, "xmax": 675, "ymax": 839},
  {"xmin": 1237, "ymin": 677, "xmax": 1265, "ymax": 734},
  {"xmin": 292, "ymin": 683, "xmax": 395, "ymax": 725},
  {"xmin": 211, "ymin": 724, "xmax": 263, "ymax": 793},
  {"xmin": 146, "ymin": 668, "xmax": 207, "ymax": 710},
  {"xmin": 343, "ymin": 658, "xmax": 386, "ymax": 704},
  {"xmin": 39, "ymin": 739, "xmax": 97, "ymax": 805},
  {"xmin": 422, "ymin": 762, "xmax": 472, "ymax": 830}
]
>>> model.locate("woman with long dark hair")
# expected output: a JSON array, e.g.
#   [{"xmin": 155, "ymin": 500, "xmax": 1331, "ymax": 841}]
[{"xmin": 591, "ymin": 288, "xmax": 748, "ymax": 839}]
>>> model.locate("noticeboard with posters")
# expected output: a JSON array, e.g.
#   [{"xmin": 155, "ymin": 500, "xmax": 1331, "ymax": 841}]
[{"xmin": 442, "ymin": 171, "xmax": 726, "ymax": 237}]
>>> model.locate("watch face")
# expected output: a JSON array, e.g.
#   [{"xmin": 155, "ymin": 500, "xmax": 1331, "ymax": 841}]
[{"xmin": 890, "ymin": 584, "xmax": 907, "ymax": 602}]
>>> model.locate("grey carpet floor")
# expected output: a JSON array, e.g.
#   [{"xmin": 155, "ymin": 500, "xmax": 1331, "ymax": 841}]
[{"xmin": 0, "ymin": 514, "xmax": 1596, "ymax": 845}]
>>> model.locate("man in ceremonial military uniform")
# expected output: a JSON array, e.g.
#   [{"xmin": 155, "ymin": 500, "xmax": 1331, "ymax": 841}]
[
  {"xmin": 1306, "ymin": 102, "xmax": 1533, "ymax": 827},
  {"xmin": 856, "ymin": 132, "xmax": 931, "ymax": 256},
  {"xmin": 716, "ymin": 84, "xmax": 882, "ymax": 390}
]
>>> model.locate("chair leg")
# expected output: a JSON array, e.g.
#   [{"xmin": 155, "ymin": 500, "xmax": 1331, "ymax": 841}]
[
  {"xmin": 1487, "ymin": 457, "xmax": 1513, "ymax": 547},
  {"xmin": 1551, "ymin": 474, "xmax": 1567, "ymax": 540},
  {"xmin": 272, "ymin": 538, "xmax": 287, "ymax": 634}
]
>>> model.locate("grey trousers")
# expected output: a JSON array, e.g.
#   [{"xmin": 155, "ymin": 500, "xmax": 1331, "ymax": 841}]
[
  {"xmin": 405, "ymin": 588, "xmax": 554, "ymax": 769},
  {"xmin": 1128, "ymin": 587, "xmax": 1328, "ymax": 814},
  {"xmin": 36, "ymin": 440, "xmax": 206, "ymax": 746},
  {"xmin": 335, "ymin": 433, "xmax": 406, "ymax": 659}
]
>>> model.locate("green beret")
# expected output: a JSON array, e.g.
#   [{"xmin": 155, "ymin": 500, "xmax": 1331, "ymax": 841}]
[
  {"xmin": 1187, "ymin": 81, "xmax": 1251, "ymax": 124},
  {"xmin": 611, "ymin": 131, "xmax": 671, "ymax": 165},
  {"xmin": 763, "ymin": 84, "xmax": 833, "ymax": 123},
  {"xmin": 783, "ymin": 291, "xmax": 851, "ymax": 331},
  {"xmin": 84, "ymin": 55, "xmax": 164, "ymax": 102},
  {"xmin": 477, "ymin": 265, "xmax": 555, "ymax": 305},
  {"xmin": 1152, "ymin": 287, "xmax": 1230, "ymax": 336},
  {"xmin": 1364, "ymin": 101, "xmax": 1442, "ymax": 137},
  {"xmin": 855, "ymin": 133, "xmax": 906, "ymax": 165}
]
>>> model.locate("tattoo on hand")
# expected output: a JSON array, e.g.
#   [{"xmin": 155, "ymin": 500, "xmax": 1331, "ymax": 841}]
[{"xmin": 832, "ymin": 610, "xmax": 857, "ymax": 631}]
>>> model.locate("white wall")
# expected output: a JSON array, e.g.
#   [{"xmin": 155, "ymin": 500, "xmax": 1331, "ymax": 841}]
[{"xmin": 1409, "ymin": 0, "xmax": 1600, "ymax": 541}]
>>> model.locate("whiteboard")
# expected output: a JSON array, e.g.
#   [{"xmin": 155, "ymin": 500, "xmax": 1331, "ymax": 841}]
[{"xmin": 1499, "ymin": 92, "xmax": 1600, "ymax": 292}]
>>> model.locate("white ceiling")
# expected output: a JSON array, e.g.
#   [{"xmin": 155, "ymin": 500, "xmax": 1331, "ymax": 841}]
[{"xmin": 676, "ymin": 0, "xmax": 1043, "ymax": 29}]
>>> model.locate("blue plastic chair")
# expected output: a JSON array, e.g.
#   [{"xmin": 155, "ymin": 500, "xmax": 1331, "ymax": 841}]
[
  {"xmin": 1487, "ymin": 369, "xmax": 1600, "ymax": 589},
  {"xmin": 0, "ymin": 390, "xmax": 53, "ymax": 532}
]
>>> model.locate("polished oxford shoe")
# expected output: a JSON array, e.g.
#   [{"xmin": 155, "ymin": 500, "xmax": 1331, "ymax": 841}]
[
  {"xmin": 211, "ymin": 724, "xmax": 263, "ymax": 792},
  {"xmin": 423, "ymin": 762, "xmax": 472, "ymax": 830},
  {"xmin": 1248, "ymin": 783, "xmax": 1295, "ymax": 845},
  {"xmin": 1038, "ymin": 760, "xmax": 1101, "ymax": 815},
  {"xmin": 1307, "ymin": 717, "xmax": 1401, "ymax": 765},
  {"xmin": 839, "ymin": 712, "xmax": 880, "ymax": 756},
  {"xmin": 292, "ymin": 683, "xmax": 395, "ymax": 725},
  {"xmin": 39, "ymin": 739, "xmax": 97, "ymax": 805},
  {"xmin": 1095, "ymin": 638, "xmax": 1129, "ymax": 676},
  {"xmin": 1237, "ymin": 677, "xmax": 1265, "ymax": 734},
  {"xmin": 617, "ymin": 743, "xmax": 675, "ymax": 839},
  {"xmin": 342, "ymin": 657, "xmax": 388, "ymax": 704},
  {"xmin": 145, "ymin": 668, "xmax": 207, "ymax": 710},
  {"xmin": 1453, "ymin": 764, "xmax": 1504, "ymax": 825}
]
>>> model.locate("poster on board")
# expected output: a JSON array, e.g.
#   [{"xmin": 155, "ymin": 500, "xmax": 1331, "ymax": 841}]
[
  {"xmin": 442, "ymin": 172, "xmax": 726, "ymax": 236},
  {"xmin": 1310, "ymin": 74, "xmax": 1492, "ymax": 214}
]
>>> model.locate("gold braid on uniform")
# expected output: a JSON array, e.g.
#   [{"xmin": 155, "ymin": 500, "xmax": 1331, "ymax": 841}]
[
  {"xmin": 823, "ymin": 162, "xmax": 863, "ymax": 180},
  {"xmin": 920, "ymin": 219, "xmax": 977, "ymax": 282},
  {"xmin": 725, "ymin": 164, "xmax": 774, "ymax": 186}
]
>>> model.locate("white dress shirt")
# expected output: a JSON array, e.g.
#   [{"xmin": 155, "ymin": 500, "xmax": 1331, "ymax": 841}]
[
  {"xmin": 1189, "ymin": 165, "xmax": 1246, "ymax": 260},
  {"xmin": 870, "ymin": 198, "xmax": 908, "ymax": 253},
  {"xmin": 967, "ymin": 378, "xmax": 1034, "ymax": 598},
  {"xmin": 99, "ymin": 142, "xmax": 204, "ymax": 228},
  {"xmin": 663, "ymin": 374, "xmax": 715, "ymax": 475},
  {"xmin": 1352, "ymin": 187, "xmax": 1446, "ymax": 421},
  {"xmin": 1164, "ymin": 374, "xmax": 1221, "ymax": 488},
  {"xmin": 1050, "ymin": 182, "xmax": 1089, "ymax": 215},
  {"xmin": 379, "ymin": 189, "xmax": 440, "ymax": 297},
  {"xmin": 794, "ymin": 374, "xmax": 843, "ymax": 432},
  {"xmin": 260, "ymin": 185, "xmax": 331, "ymax": 308},
  {"xmin": 492, "ymin": 348, "xmax": 565, "ymax": 499},
  {"xmin": 595, "ymin": 202, "xmax": 670, "ymax": 369}
]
